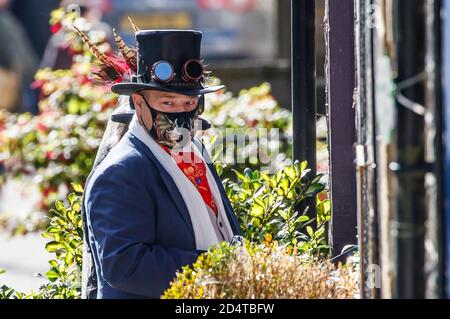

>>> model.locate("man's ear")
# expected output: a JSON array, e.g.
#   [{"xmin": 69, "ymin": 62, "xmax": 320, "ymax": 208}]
[{"xmin": 131, "ymin": 93, "xmax": 142, "ymax": 111}]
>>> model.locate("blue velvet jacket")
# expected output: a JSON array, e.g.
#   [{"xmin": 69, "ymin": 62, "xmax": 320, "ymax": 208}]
[{"xmin": 82, "ymin": 131, "xmax": 242, "ymax": 299}]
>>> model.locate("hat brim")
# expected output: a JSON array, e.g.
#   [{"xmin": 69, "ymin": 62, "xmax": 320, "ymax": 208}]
[{"xmin": 111, "ymin": 82, "xmax": 225, "ymax": 96}]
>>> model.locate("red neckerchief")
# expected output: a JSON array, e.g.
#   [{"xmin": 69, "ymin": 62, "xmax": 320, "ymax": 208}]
[{"xmin": 160, "ymin": 144, "xmax": 218, "ymax": 215}]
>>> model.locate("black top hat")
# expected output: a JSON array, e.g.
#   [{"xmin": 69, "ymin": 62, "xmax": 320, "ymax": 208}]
[{"xmin": 111, "ymin": 30, "xmax": 224, "ymax": 96}]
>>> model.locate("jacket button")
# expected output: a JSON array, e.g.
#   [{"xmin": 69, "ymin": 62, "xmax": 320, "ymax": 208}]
[{"xmin": 219, "ymin": 222, "xmax": 223, "ymax": 227}]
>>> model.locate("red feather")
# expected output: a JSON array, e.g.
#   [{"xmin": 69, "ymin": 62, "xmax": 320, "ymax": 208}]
[{"xmin": 90, "ymin": 54, "xmax": 132, "ymax": 87}]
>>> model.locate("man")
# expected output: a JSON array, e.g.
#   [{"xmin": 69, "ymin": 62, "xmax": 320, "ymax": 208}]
[{"xmin": 81, "ymin": 28, "xmax": 242, "ymax": 299}]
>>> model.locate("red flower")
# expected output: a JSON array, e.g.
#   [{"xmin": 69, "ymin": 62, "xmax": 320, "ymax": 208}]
[
  {"xmin": 79, "ymin": 75, "xmax": 91, "ymax": 85},
  {"xmin": 58, "ymin": 154, "xmax": 70, "ymax": 164},
  {"xmin": 318, "ymin": 192, "xmax": 329, "ymax": 202},
  {"xmin": 37, "ymin": 122, "xmax": 47, "ymax": 132},
  {"xmin": 42, "ymin": 186, "xmax": 57, "ymax": 198},
  {"xmin": 45, "ymin": 151, "xmax": 58, "ymax": 161},
  {"xmin": 247, "ymin": 119, "xmax": 257, "ymax": 128},
  {"xmin": 31, "ymin": 79, "xmax": 44, "ymax": 90},
  {"xmin": 50, "ymin": 22, "xmax": 62, "ymax": 34}
]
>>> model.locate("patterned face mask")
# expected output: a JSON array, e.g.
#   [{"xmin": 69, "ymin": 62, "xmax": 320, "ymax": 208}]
[{"xmin": 139, "ymin": 94, "xmax": 199, "ymax": 149}]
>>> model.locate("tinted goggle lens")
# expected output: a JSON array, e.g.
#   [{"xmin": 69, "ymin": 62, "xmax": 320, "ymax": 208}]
[
  {"xmin": 182, "ymin": 59, "xmax": 203, "ymax": 82},
  {"xmin": 151, "ymin": 61, "xmax": 174, "ymax": 82}
]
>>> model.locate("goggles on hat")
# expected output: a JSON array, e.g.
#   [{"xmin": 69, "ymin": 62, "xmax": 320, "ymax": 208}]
[{"xmin": 150, "ymin": 59, "xmax": 204, "ymax": 83}]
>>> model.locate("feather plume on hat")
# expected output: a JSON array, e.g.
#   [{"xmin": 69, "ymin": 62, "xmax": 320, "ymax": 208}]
[
  {"xmin": 73, "ymin": 21, "xmax": 139, "ymax": 86},
  {"xmin": 113, "ymin": 28, "xmax": 137, "ymax": 72}
]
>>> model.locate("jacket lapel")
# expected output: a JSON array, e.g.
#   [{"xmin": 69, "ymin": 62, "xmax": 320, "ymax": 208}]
[{"xmin": 128, "ymin": 133, "xmax": 195, "ymax": 235}]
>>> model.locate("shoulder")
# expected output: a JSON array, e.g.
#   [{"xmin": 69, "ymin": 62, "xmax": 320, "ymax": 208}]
[
  {"xmin": 85, "ymin": 133, "xmax": 157, "ymax": 195},
  {"xmin": 97, "ymin": 133, "xmax": 154, "ymax": 174}
]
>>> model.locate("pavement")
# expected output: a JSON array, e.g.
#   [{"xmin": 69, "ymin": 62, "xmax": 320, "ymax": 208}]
[
  {"xmin": 0, "ymin": 233, "xmax": 52, "ymax": 293},
  {"xmin": 0, "ymin": 179, "xmax": 51, "ymax": 294}
]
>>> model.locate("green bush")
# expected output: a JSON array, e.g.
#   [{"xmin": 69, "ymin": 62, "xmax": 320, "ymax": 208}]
[
  {"xmin": 220, "ymin": 160, "xmax": 330, "ymax": 256},
  {"xmin": 0, "ymin": 110, "xmax": 109, "ymax": 212},
  {"xmin": 0, "ymin": 184, "xmax": 83, "ymax": 299},
  {"xmin": 0, "ymin": 9, "xmax": 114, "ymax": 234},
  {"xmin": 201, "ymin": 82, "xmax": 293, "ymax": 179},
  {"xmin": 38, "ymin": 182, "xmax": 84, "ymax": 298}
]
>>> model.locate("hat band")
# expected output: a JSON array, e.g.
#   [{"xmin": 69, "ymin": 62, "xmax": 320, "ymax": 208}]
[{"xmin": 133, "ymin": 74, "xmax": 200, "ymax": 88}]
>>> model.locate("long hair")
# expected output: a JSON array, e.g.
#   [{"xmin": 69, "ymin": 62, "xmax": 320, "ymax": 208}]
[
  {"xmin": 82, "ymin": 95, "xmax": 133, "ymax": 299},
  {"xmin": 93, "ymin": 96, "xmax": 133, "ymax": 168}
]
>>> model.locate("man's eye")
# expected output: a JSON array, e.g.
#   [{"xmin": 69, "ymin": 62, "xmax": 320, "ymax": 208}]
[
  {"xmin": 163, "ymin": 101, "xmax": 173, "ymax": 106},
  {"xmin": 186, "ymin": 100, "xmax": 196, "ymax": 105}
]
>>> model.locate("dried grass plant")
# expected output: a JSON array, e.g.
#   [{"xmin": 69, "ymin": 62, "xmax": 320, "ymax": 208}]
[{"xmin": 162, "ymin": 242, "xmax": 359, "ymax": 299}]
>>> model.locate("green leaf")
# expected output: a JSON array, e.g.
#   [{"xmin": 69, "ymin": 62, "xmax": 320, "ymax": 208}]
[
  {"xmin": 45, "ymin": 241, "xmax": 64, "ymax": 253},
  {"xmin": 254, "ymin": 198, "xmax": 266, "ymax": 209},
  {"xmin": 295, "ymin": 215, "xmax": 310, "ymax": 223},
  {"xmin": 306, "ymin": 226, "xmax": 314, "ymax": 238},
  {"xmin": 232, "ymin": 169, "xmax": 246, "ymax": 181},
  {"xmin": 49, "ymin": 208, "xmax": 64, "ymax": 219},
  {"xmin": 71, "ymin": 183, "xmax": 84, "ymax": 193},
  {"xmin": 251, "ymin": 181, "xmax": 261, "ymax": 190},
  {"xmin": 68, "ymin": 193, "xmax": 76, "ymax": 205},
  {"xmin": 46, "ymin": 227, "xmax": 61, "ymax": 234},
  {"xmin": 55, "ymin": 200, "xmax": 66, "ymax": 213},
  {"xmin": 251, "ymin": 218, "xmax": 261, "ymax": 228},
  {"xmin": 315, "ymin": 227, "xmax": 326, "ymax": 238},
  {"xmin": 215, "ymin": 163, "xmax": 223, "ymax": 177},
  {"xmin": 72, "ymin": 201, "xmax": 81, "ymax": 212},
  {"xmin": 275, "ymin": 170, "xmax": 283, "ymax": 183},
  {"xmin": 55, "ymin": 217, "xmax": 67, "ymax": 227},
  {"xmin": 250, "ymin": 206, "xmax": 264, "ymax": 218},
  {"xmin": 279, "ymin": 210, "xmax": 289, "ymax": 220},
  {"xmin": 67, "ymin": 99, "xmax": 80, "ymax": 114},
  {"xmin": 244, "ymin": 168, "xmax": 253, "ymax": 179},
  {"xmin": 65, "ymin": 252, "xmax": 74, "ymax": 266},
  {"xmin": 300, "ymin": 161, "xmax": 308, "ymax": 172},
  {"xmin": 279, "ymin": 178, "xmax": 290, "ymax": 192},
  {"xmin": 69, "ymin": 239, "xmax": 79, "ymax": 249},
  {"xmin": 311, "ymin": 174, "xmax": 325, "ymax": 185},
  {"xmin": 53, "ymin": 233, "xmax": 62, "ymax": 243},
  {"xmin": 45, "ymin": 270, "xmax": 59, "ymax": 280},
  {"xmin": 4, "ymin": 288, "xmax": 15, "ymax": 299},
  {"xmin": 284, "ymin": 166, "xmax": 296, "ymax": 180},
  {"xmin": 317, "ymin": 245, "xmax": 330, "ymax": 251},
  {"xmin": 41, "ymin": 232, "xmax": 53, "ymax": 239},
  {"xmin": 299, "ymin": 242, "xmax": 311, "ymax": 251},
  {"xmin": 68, "ymin": 209, "xmax": 78, "ymax": 223},
  {"xmin": 305, "ymin": 183, "xmax": 325, "ymax": 196},
  {"xmin": 286, "ymin": 189, "xmax": 295, "ymax": 200},
  {"xmin": 300, "ymin": 168, "xmax": 312, "ymax": 180}
]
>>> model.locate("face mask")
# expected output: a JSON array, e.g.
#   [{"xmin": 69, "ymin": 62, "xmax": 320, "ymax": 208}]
[{"xmin": 139, "ymin": 94, "xmax": 200, "ymax": 149}]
